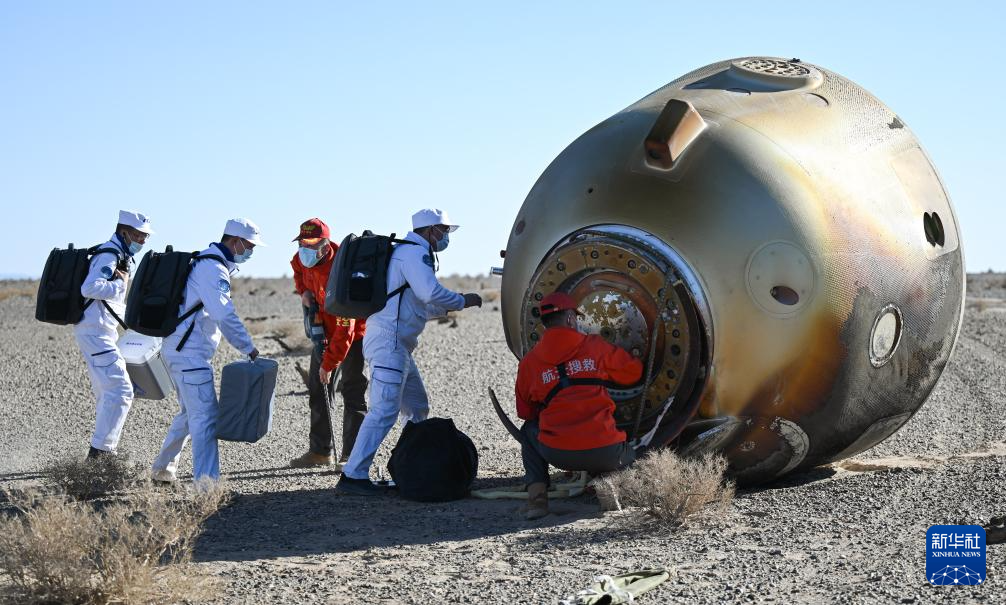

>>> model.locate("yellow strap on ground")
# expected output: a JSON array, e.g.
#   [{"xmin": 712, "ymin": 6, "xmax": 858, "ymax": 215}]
[{"xmin": 470, "ymin": 471, "xmax": 589, "ymax": 500}]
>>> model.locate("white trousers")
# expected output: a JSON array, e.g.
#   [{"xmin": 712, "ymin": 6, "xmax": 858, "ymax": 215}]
[
  {"xmin": 75, "ymin": 330, "xmax": 133, "ymax": 452},
  {"xmin": 151, "ymin": 355, "xmax": 220, "ymax": 480},
  {"xmin": 342, "ymin": 330, "xmax": 429, "ymax": 480}
]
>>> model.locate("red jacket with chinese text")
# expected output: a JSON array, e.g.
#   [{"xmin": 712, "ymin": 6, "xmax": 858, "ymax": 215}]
[
  {"xmin": 515, "ymin": 326, "xmax": 643, "ymax": 450},
  {"xmin": 291, "ymin": 246, "xmax": 365, "ymax": 373}
]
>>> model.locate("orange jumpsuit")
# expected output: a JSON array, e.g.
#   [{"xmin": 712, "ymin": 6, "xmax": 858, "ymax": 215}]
[{"xmin": 515, "ymin": 326, "xmax": 643, "ymax": 450}]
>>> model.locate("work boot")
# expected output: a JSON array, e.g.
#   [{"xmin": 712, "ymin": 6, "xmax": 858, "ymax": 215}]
[
  {"xmin": 86, "ymin": 446, "xmax": 113, "ymax": 460},
  {"xmin": 335, "ymin": 473, "xmax": 386, "ymax": 497},
  {"xmin": 290, "ymin": 450, "xmax": 337, "ymax": 468},
  {"xmin": 526, "ymin": 482, "xmax": 549, "ymax": 520}
]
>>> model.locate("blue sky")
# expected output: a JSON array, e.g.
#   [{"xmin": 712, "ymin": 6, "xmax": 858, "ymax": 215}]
[{"xmin": 1, "ymin": 2, "xmax": 1002, "ymax": 278}]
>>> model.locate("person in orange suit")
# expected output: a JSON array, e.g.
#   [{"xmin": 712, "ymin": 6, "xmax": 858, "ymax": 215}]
[
  {"xmin": 290, "ymin": 218, "xmax": 368, "ymax": 467},
  {"xmin": 515, "ymin": 292, "xmax": 643, "ymax": 519}
]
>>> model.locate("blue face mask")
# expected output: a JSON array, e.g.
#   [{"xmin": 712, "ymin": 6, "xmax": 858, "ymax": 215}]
[
  {"xmin": 299, "ymin": 246, "xmax": 321, "ymax": 268},
  {"xmin": 432, "ymin": 230, "xmax": 449, "ymax": 252},
  {"xmin": 234, "ymin": 241, "xmax": 254, "ymax": 264},
  {"xmin": 118, "ymin": 232, "xmax": 144, "ymax": 256}
]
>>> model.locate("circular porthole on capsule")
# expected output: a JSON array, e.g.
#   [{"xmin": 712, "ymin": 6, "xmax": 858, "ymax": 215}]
[{"xmin": 870, "ymin": 305, "xmax": 903, "ymax": 367}]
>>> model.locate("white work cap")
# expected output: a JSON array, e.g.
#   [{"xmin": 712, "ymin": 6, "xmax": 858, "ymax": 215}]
[
  {"xmin": 224, "ymin": 218, "xmax": 266, "ymax": 246},
  {"xmin": 118, "ymin": 210, "xmax": 154, "ymax": 235},
  {"xmin": 412, "ymin": 208, "xmax": 459, "ymax": 232}
]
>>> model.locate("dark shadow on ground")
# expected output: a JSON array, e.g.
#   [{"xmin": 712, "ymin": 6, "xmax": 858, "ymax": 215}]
[
  {"xmin": 0, "ymin": 471, "xmax": 45, "ymax": 482},
  {"xmin": 222, "ymin": 466, "xmax": 341, "ymax": 481},
  {"xmin": 194, "ymin": 483, "xmax": 603, "ymax": 563}
]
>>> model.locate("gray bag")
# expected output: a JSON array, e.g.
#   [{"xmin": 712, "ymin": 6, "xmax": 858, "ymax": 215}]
[{"xmin": 216, "ymin": 358, "xmax": 278, "ymax": 443}]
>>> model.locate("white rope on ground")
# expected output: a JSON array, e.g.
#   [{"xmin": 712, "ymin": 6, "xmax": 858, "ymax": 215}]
[
  {"xmin": 559, "ymin": 575, "xmax": 635, "ymax": 604},
  {"xmin": 558, "ymin": 569, "xmax": 672, "ymax": 605}
]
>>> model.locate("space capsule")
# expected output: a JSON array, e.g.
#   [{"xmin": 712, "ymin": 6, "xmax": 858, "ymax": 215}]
[{"xmin": 499, "ymin": 57, "xmax": 964, "ymax": 484}]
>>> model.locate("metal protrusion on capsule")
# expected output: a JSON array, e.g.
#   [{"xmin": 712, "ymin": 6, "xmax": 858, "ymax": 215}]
[
  {"xmin": 643, "ymin": 99, "xmax": 707, "ymax": 170},
  {"xmin": 490, "ymin": 266, "xmax": 504, "ymax": 276}
]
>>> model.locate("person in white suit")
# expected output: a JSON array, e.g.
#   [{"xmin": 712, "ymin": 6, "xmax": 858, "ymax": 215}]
[
  {"xmin": 337, "ymin": 208, "xmax": 482, "ymax": 495},
  {"xmin": 151, "ymin": 218, "xmax": 262, "ymax": 482},
  {"xmin": 76, "ymin": 210, "xmax": 154, "ymax": 459}
]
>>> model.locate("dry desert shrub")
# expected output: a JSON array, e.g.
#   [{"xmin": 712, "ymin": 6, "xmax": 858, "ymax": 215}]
[
  {"xmin": 0, "ymin": 481, "xmax": 227, "ymax": 604},
  {"xmin": 41, "ymin": 455, "xmax": 146, "ymax": 500},
  {"xmin": 268, "ymin": 318, "xmax": 307, "ymax": 340},
  {"xmin": 594, "ymin": 450, "xmax": 734, "ymax": 526},
  {"xmin": 0, "ymin": 282, "xmax": 37, "ymax": 302},
  {"xmin": 245, "ymin": 317, "xmax": 311, "ymax": 354},
  {"xmin": 967, "ymin": 297, "xmax": 994, "ymax": 313},
  {"xmin": 244, "ymin": 316, "xmax": 277, "ymax": 337},
  {"xmin": 480, "ymin": 288, "xmax": 500, "ymax": 303}
]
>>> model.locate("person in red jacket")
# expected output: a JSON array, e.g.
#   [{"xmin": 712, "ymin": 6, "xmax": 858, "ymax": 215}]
[
  {"xmin": 515, "ymin": 292, "xmax": 643, "ymax": 519},
  {"xmin": 290, "ymin": 218, "xmax": 368, "ymax": 467}
]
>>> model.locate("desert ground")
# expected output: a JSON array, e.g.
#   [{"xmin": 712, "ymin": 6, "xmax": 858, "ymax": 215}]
[{"xmin": 1, "ymin": 274, "xmax": 1004, "ymax": 604}]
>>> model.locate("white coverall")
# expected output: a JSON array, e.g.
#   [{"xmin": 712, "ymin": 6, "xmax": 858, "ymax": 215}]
[
  {"xmin": 151, "ymin": 243, "xmax": 255, "ymax": 480},
  {"xmin": 342, "ymin": 231, "xmax": 465, "ymax": 480},
  {"xmin": 75, "ymin": 236, "xmax": 133, "ymax": 452}
]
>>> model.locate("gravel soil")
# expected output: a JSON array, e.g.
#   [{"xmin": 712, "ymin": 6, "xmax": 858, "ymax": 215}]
[{"xmin": 1, "ymin": 275, "xmax": 1003, "ymax": 604}]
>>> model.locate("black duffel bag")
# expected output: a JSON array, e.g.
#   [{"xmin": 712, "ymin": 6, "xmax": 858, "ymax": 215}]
[{"xmin": 387, "ymin": 417, "xmax": 478, "ymax": 502}]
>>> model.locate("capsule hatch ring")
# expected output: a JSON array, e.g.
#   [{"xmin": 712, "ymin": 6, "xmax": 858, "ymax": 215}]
[{"xmin": 521, "ymin": 225, "xmax": 711, "ymax": 440}]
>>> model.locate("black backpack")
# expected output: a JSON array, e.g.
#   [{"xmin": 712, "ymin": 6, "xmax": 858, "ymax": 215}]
[
  {"xmin": 125, "ymin": 246, "xmax": 225, "ymax": 348},
  {"xmin": 324, "ymin": 231, "xmax": 418, "ymax": 319},
  {"xmin": 36, "ymin": 243, "xmax": 127, "ymax": 327},
  {"xmin": 387, "ymin": 417, "xmax": 478, "ymax": 502}
]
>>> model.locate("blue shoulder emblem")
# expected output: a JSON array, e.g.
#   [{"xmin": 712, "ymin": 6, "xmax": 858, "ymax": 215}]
[
  {"xmin": 100, "ymin": 266, "xmax": 114, "ymax": 279},
  {"xmin": 422, "ymin": 254, "xmax": 435, "ymax": 268},
  {"xmin": 218, "ymin": 279, "xmax": 231, "ymax": 294}
]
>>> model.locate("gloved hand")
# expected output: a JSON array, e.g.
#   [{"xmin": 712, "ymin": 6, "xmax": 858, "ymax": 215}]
[
  {"xmin": 463, "ymin": 293, "xmax": 483, "ymax": 308},
  {"xmin": 249, "ymin": 347, "xmax": 259, "ymax": 361},
  {"xmin": 301, "ymin": 290, "xmax": 315, "ymax": 308}
]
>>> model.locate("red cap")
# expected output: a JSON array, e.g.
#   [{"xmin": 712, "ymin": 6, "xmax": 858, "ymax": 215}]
[
  {"xmin": 292, "ymin": 218, "xmax": 331, "ymax": 242},
  {"xmin": 539, "ymin": 292, "xmax": 583, "ymax": 317}
]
